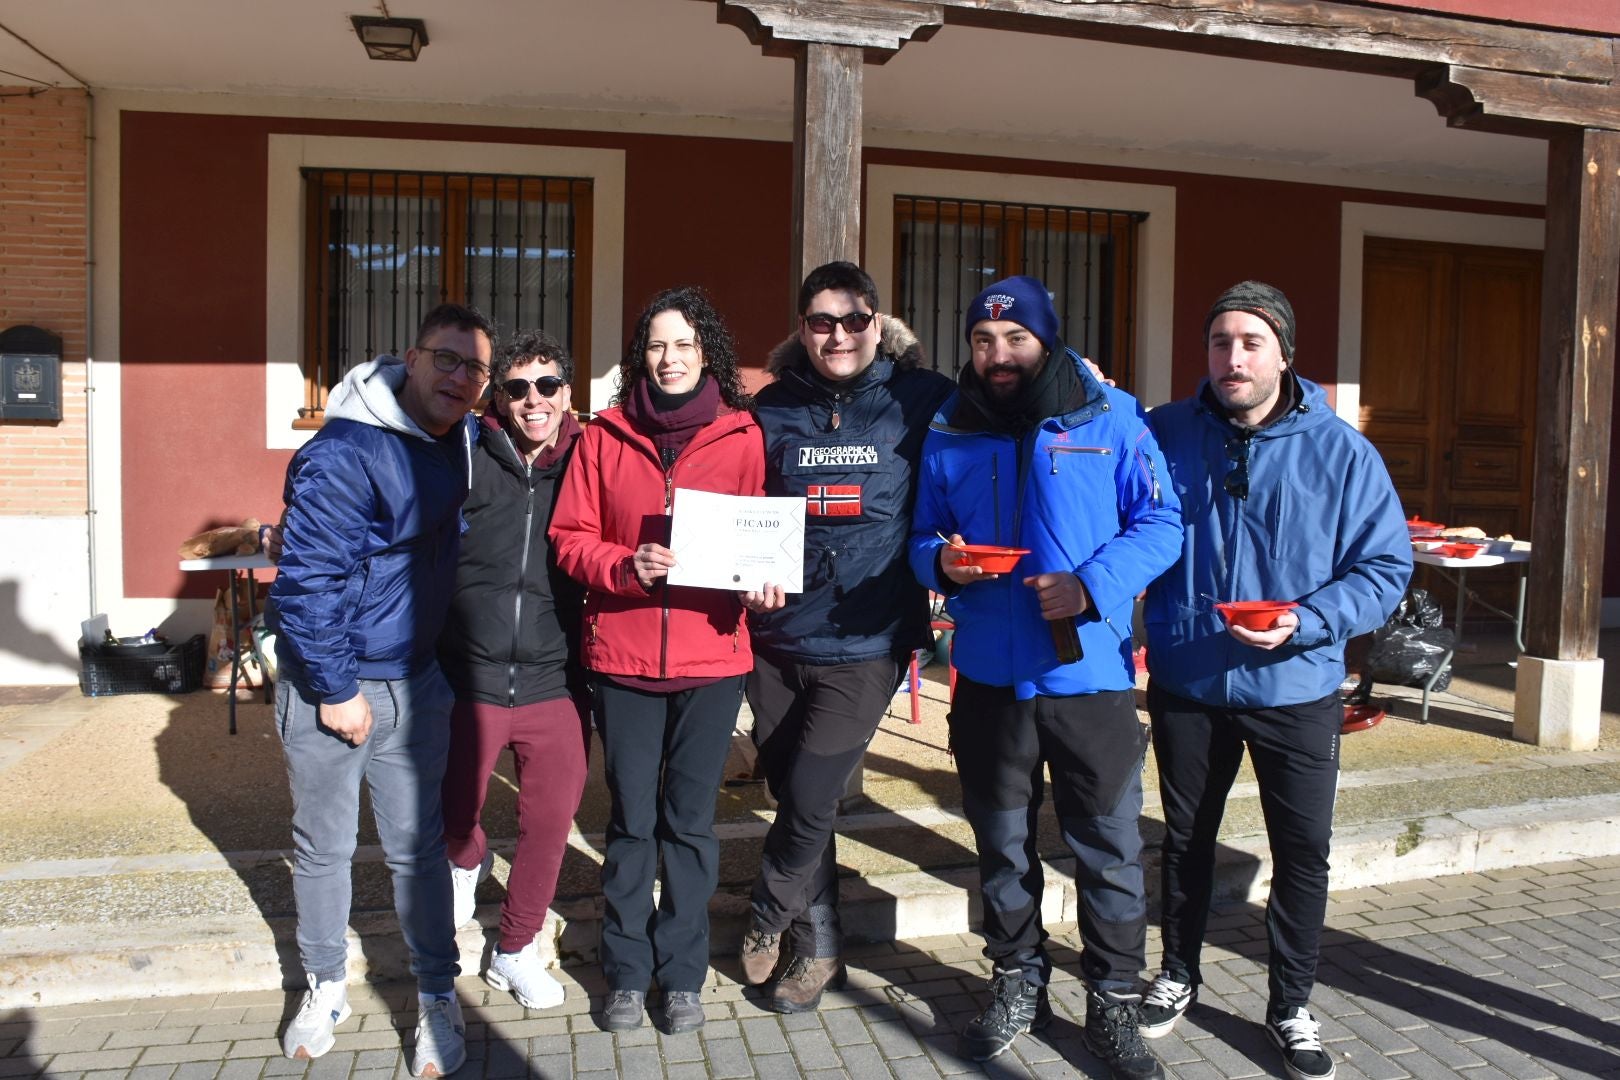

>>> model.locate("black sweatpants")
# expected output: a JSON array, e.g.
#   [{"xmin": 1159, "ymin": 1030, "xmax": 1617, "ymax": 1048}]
[
  {"xmin": 1147, "ymin": 681, "xmax": 1341, "ymax": 1009},
  {"xmin": 949, "ymin": 674, "xmax": 1150, "ymax": 992},
  {"xmin": 593, "ymin": 675, "xmax": 746, "ymax": 994},
  {"xmin": 746, "ymin": 655, "xmax": 902, "ymax": 958}
]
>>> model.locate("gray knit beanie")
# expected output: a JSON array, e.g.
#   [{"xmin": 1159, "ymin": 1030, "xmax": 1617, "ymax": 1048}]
[{"xmin": 1204, "ymin": 281, "xmax": 1296, "ymax": 360}]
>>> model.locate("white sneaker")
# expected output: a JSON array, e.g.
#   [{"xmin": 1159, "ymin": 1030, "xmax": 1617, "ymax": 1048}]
[
  {"xmin": 450, "ymin": 851, "xmax": 493, "ymax": 928},
  {"xmin": 485, "ymin": 940, "xmax": 566, "ymax": 1009},
  {"xmin": 281, "ymin": 973, "xmax": 351, "ymax": 1059},
  {"xmin": 412, "ymin": 992, "xmax": 466, "ymax": 1077}
]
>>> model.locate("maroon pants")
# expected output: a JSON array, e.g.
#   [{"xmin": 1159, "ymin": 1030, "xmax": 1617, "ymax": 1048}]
[{"xmin": 442, "ymin": 695, "xmax": 591, "ymax": 952}]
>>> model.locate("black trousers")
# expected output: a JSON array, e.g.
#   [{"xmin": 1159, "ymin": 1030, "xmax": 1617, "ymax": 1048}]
[
  {"xmin": 592, "ymin": 675, "xmax": 745, "ymax": 993},
  {"xmin": 949, "ymin": 674, "xmax": 1150, "ymax": 992},
  {"xmin": 746, "ymin": 655, "xmax": 901, "ymax": 958},
  {"xmin": 1147, "ymin": 681, "xmax": 1341, "ymax": 1009}
]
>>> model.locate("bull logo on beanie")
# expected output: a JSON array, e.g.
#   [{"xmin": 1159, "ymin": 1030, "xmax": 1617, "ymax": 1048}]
[{"xmin": 985, "ymin": 293, "xmax": 1016, "ymax": 320}]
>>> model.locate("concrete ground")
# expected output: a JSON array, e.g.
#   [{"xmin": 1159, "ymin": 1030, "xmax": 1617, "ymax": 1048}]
[
  {"xmin": 0, "ymin": 626, "xmax": 1618, "ymax": 1012},
  {"xmin": 2, "ymin": 855, "xmax": 1617, "ymax": 1079}
]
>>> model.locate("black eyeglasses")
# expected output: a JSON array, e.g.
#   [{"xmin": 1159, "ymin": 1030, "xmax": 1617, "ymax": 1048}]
[
  {"xmin": 1224, "ymin": 438, "xmax": 1251, "ymax": 500},
  {"xmin": 803, "ymin": 311, "xmax": 875, "ymax": 335},
  {"xmin": 427, "ymin": 348, "xmax": 491, "ymax": 382},
  {"xmin": 501, "ymin": 375, "xmax": 567, "ymax": 399}
]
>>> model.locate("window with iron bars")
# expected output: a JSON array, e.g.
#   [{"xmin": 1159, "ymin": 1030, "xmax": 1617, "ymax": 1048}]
[
  {"xmin": 894, "ymin": 197, "xmax": 1145, "ymax": 391},
  {"xmin": 298, "ymin": 169, "xmax": 593, "ymax": 426}
]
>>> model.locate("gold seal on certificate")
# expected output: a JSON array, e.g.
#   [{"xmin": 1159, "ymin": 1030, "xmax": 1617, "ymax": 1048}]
[{"xmin": 666, "ymin": 488, "xmax": 806, "ymax": 593}]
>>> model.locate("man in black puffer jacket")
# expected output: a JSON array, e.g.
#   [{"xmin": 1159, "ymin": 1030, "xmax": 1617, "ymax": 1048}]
[
  {"xmin": 738, "ymin": 261, "xmax": 954, "ymax": 1012},
  {"xmin": 439, "ymin": 329, "xmax": 587, "ymax": 1013}
]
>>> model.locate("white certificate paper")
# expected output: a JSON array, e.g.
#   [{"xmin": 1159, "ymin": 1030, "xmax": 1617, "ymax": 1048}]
[{"xmin": 666, "ymin": 488, "xmax": 805, "ymax": 593}]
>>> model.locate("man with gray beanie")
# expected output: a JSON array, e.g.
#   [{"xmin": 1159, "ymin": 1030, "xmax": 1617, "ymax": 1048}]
[
  {"xmin": 909, "ymin": 275, "xmax": 1181, "ymax": 1077},
  {"xmin": 1138, "ymin": 281, "xmax": 1410, "ymax": 1080}
]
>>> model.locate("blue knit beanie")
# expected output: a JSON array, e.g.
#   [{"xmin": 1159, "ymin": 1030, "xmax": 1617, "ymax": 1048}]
[{"xmin": 964, "ymin": 275, "xmax": 1059, "ymax": 354}]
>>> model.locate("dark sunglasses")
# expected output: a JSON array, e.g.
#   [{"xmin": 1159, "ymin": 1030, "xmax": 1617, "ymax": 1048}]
[
  {"xmin": 803, "ymin": 311, "xmax": 875, "ymax": 335},
  {"xmin": 500, "ymin": 375, "xmax": 567, "ymax": 399},
  {"xmin": 428, "ymin": 348, "xmax": 491, "ymax": 382},
  {"xmin": 1224, "ymin": 437, "xmax": 1251, "ymax": 501}
]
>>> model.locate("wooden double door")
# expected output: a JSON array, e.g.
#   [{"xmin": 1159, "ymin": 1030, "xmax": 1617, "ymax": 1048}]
[{"xmin": 1359, "ymin": 236, "xmax": 1541, "ymax": 545}]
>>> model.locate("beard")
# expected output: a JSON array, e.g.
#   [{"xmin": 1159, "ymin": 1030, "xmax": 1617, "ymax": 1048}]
[
  {"xmin": 983, "ymin": 364, "xmax": 1033, "ymax": 401},
  {"xmin": 1213, "ymin": 370, "xmax": 1281, "ymax": 414}
]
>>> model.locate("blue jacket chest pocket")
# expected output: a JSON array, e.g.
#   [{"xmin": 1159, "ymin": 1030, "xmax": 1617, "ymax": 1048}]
[{"xmin": 1043, "ymin": 444, "xmax": 1113, "ymax": 474}]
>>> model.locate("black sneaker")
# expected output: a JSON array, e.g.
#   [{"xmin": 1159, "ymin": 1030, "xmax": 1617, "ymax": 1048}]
[
  {"xmin": 1084, "ymin": 989, "xmax": 1165, "ymax": 1080},
  {"xmin": 599, "ymin": 989, "xmax": 645, "ymax": 1032},
  {"xmin": 1138, "ymin": 972, "xmax": 1195, "ymax": 1038},
  {"xmin": 660, "ymin": 990, "xmax": 705, "ymax": 1034},
  {"xmin": 959, "ymin": 970, "xmax": 1053, "ymax": 1062},
  {"xmin": 1268, "ymin": 1005, "xmax": 1336, "ymax": 1080}
]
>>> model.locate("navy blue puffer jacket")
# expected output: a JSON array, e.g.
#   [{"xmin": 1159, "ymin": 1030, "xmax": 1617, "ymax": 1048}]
[
  {"xmin": 747, "ymin": 319, "xmax": 954, "ymax": 665},
  {"xmin": 270, "ymin": 357, "xmax": 472, "ymax": 704}
]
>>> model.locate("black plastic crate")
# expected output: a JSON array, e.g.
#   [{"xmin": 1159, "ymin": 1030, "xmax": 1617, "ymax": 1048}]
[{"xmin": 78, "ymin": 634, "xmax": 206, "ymax": 697}]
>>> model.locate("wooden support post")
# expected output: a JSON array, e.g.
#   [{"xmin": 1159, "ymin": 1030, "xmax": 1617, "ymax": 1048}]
[
  {"xmin": 1515, "ymin": 128, "xmax": 1620, "ymax": 748},
  {"xmin": 791, "ymin": 41, "xmax": 863, "ymax": 316}
]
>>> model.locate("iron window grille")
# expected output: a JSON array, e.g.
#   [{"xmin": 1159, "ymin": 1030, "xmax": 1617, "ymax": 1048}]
[
  {"xmin": 895, "ymin": 196, "xmax": 1146, "ymax": 390},
  {"xmin": 299, "ymin": 168, "xmax": 592, "ymax": 425}
]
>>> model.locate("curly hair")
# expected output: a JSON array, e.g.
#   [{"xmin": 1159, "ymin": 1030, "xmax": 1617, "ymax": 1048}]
[
  {"xmin": 614, "ymin": 286, "xmax": 752, "ymax": 411},
  {"xmin": 493, "ymin": 328, "xmax": 573, "ymax": 387}
]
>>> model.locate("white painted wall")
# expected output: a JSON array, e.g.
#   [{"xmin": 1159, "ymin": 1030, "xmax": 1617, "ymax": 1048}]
[{"xmin": 0, "ymin": 517, "xmax": 92, "ymax": 684}]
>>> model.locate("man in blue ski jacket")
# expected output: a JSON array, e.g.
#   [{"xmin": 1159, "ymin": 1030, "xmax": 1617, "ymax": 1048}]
[
  {"xmin": 909, "ymin": 275, "xmax": 1181, "ymax": 1078},
  {"xmin": 270, "ymin": 303, "xmax": 493, "ymax": 1077},
  {"xmin": 1137, "ymin": 281, "xmax": 1411, "ymax": 1080}
]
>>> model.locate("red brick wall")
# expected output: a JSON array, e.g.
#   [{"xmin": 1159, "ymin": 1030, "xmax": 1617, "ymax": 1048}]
[{"xmin": 0, "ymin": 87, "xmax": 87, "ymax": 517}]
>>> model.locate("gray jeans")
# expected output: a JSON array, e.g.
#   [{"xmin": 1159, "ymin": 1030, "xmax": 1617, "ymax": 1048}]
[{"xmin": 275, "ymin": 665, "xmax": 459, "ymax": 992}]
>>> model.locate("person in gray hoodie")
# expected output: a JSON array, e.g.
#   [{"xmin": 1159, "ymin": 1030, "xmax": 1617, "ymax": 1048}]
[{"xmin": 269, "ymin": 303, "xmax": 491, "ymax": 1077}]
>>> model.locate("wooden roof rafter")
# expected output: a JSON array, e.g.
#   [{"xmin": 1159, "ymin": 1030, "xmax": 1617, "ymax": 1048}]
[{"xmin": 704, "ymin": 0, "xmax": 1620, "ymax": 134}]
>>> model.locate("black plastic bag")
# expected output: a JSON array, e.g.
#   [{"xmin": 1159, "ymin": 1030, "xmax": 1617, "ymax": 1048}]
[{"xmin": 1366, "ymin": 588, "xmax": 1454, "ymax": 691}]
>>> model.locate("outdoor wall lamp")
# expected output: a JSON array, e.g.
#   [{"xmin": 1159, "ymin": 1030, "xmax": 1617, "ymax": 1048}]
[{"xmin": 350, "ymin": 16, "xmax": 429, "ymax": 61}]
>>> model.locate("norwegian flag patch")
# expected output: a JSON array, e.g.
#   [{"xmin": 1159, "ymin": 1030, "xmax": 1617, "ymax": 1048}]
[{"xmin": 806, "ymin": 484, "xmax": 862, "ymax": 516}]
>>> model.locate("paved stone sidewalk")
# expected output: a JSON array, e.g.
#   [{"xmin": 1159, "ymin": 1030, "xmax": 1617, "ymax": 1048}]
[{"xmin": 4, "ymin": 856, "xmax": 1618, "ymax": 1079}]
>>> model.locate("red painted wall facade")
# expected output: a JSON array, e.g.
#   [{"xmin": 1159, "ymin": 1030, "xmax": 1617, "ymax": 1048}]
[
  {"xmin": 1382, "ymin": 1, "xmax": 1620, "ymax": 34},
  {"xmin": 121, "ymin": 110, "xmax": 1550, "ymax": 601}
]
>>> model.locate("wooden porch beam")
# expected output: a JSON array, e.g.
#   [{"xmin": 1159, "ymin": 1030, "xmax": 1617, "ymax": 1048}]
[
  {"xmin": 713, "ymin": 0, "xmax": 943, "ymax": 63},
  {"xmin": 1419, "ymin": 65, "xmax": 1620, "ymax": 137},
  {"xmin": 791, "ymin": 43, "xmax": 864, "ymax": 308},
  {"xmin": 1526, "ymin": 128, "xmax": 1620, "ymax": 662},
  {"xmin": 933, "ymin": 0, "xmax": 1615, "ymax": 84}
]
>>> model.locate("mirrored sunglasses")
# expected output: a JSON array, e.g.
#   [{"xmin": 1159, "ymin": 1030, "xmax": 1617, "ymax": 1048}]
[{"xmin": 803, "ymin": 311, "xmax": 875, "ymax": 335}]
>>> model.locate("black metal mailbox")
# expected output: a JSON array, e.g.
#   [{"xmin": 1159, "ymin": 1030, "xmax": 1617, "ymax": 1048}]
[{"xmin": 0, "ymin": 325, "xmax": 64, "ymax": 421}]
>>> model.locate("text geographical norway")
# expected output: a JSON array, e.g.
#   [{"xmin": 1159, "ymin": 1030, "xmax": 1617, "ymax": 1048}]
[{"xmin": 797, "ymin": 444, "xmax": 879, "ymax": 468}]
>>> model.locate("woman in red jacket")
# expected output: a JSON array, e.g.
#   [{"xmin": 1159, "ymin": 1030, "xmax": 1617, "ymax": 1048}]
[{"xmin": 551, "ymin": 286, "xmax": 781, "ymax": 1035}]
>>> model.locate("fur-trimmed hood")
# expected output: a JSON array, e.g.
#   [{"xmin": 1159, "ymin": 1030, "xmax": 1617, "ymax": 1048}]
[{"xmin": 765, "ymin": 314, "xmax": 926, "ymax": 376}]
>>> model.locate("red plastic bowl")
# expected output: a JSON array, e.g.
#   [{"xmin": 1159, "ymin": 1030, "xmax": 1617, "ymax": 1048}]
[
  {"xmin": 955, "ymin": 544, "xmax": 1030, "ymax": 573},
  {"xmin": 1342, "ymin": 705, "xmax": 1386, "ymax": 734},
  {"xmin": 1215, "ymin": 600, "xmax": 1299, "ymax": 631},
  {"xmin": 1440, "ymin": 542, "xmax": 1485, "ymax": 559},
  {"xmin": 1406, "ymin": 518, "xmax": 1445, "ymax": 534}
]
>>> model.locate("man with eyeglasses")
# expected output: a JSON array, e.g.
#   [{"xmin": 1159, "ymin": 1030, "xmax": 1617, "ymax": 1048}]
[
  {"xmin": 909, "ymin": 276, "xmax": 1181, "ymax": 1078},
  {"xmin": 436, "ymin": 329, "xmax": 588, "ymax": 1014},
  {"xmin": 1138, "ymin": 281, "xmax": 1411, "ymax": 1080},
  {"xmin": 737, "ymin": 261, "xmax": 953, "ymax": 1013},
  {"xmin": 270, "ymin": 303, "xmax": 493, "ymax": 1076}
]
